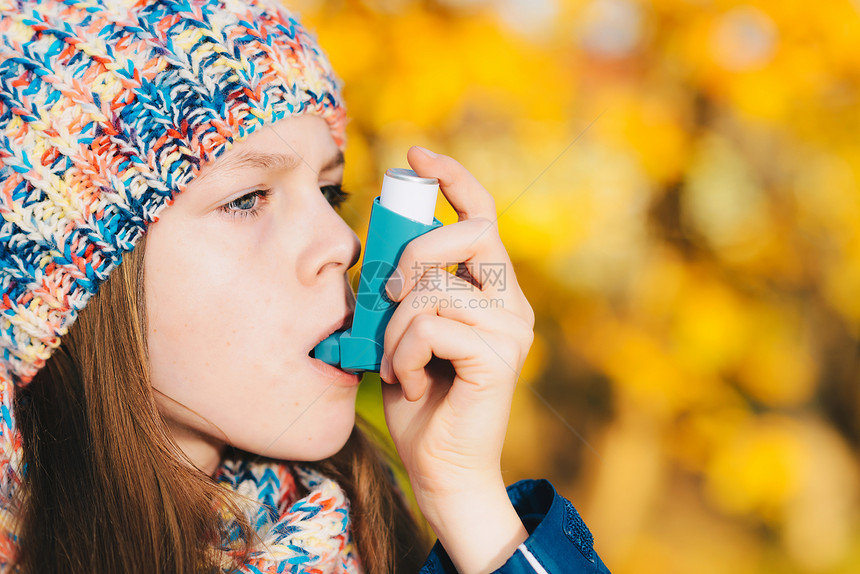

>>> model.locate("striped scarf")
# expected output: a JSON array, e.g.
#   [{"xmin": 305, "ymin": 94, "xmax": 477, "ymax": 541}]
[{"xmin": 215, "ymin": 454, "xmax": 363, "ymax": 574}]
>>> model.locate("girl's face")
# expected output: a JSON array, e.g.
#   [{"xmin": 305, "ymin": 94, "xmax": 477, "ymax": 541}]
[{"xmin": 144, "ymin": 115, "xmax": 363, "ymax": 476}]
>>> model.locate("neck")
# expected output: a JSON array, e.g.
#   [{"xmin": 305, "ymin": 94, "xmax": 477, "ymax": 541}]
[{"xmin": 166, "ymin": 422, "xmax": 226, "ymax": 477}]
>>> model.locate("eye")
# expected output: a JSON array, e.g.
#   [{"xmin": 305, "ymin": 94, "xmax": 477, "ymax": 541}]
[
  {"xmin": 218, "ymin": 189, "xmax": 271, "ymax": 220},
  {"xmin": 322, "ymin": 184, "xmax": 350, "ymax": 209}
]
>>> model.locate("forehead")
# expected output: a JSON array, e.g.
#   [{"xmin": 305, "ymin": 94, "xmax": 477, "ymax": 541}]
[{"xmin": 197, "ymin": 115, "xmax": 341, "ymax": 180}]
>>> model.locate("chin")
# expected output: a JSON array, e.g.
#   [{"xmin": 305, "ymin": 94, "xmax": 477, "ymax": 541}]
[
  {"xmin": 266, "ymin": 408, "xmax": 357, "ymax": 462},
  {"xmin": 299, "ymin": 437, "xmax": 351, "ymax": 461}
]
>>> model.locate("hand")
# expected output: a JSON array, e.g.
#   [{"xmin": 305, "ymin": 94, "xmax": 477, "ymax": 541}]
[{"xmin": 380, "ymin": 146, "xmax": 535, "ymax": 572}]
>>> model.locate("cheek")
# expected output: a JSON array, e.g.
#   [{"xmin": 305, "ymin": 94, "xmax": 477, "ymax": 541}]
[
  {"xmin": 144, "ymin": 225, "xmax": 264, "ymax": 386},
  {"xmin": 143, "ymin": 220, "xmax": 307, "ymax": 410},
  {"xmin": 147, "ymin": 245, "xmax": 224, "ymax": 349}
]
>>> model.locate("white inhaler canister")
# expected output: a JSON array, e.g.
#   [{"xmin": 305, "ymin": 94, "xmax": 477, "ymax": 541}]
[{"xmin": 380, "ymin": 168, "xmax": 439, "ymax": 224}]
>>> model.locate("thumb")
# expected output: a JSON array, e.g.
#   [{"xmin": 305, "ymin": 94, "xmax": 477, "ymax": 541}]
[
  {"xmin": 405, "ymin": 146, "xmax": 496, "ymax": 222},
  {"xmin": 406, "ymin": 145, "xmax": 440, "ymax": 170}
]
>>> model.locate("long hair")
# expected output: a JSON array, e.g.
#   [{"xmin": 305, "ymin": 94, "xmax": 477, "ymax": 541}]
[{"xmin": 12, "ymin": 233, "xmax": 431, "ymax": 572}]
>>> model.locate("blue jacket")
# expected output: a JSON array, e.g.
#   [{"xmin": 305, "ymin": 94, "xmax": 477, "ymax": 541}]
[{"xmin": 420, "ymin": 479, "xmax": 610, "ymax": 573}]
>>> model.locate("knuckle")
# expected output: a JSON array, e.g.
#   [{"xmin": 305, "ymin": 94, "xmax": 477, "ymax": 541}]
[
  {"xmin": 474, "ymin": 220, "xmax": 503, "ymax": 250},
  {"xmin": 411, "ymin": 313, "xmax": 437, "ymax": 339},
  {"xmin": 486, "ymin": 196, "xmax": 497, "ymax": 213},
  {"xmin": 523, "ymin": 300, "xmax": 536, "ymax": 329},
  {"xmin": 522, "ymin": 324, "xmax": 535, "ymax": 351},
  {"xmin": 398, "ymin": 242, "xmax": 419, "ymax": 272},
  {"xmin": 469, "ymin": 216, "xmax": 496, "ymax": 232},
  {"xmin": 509, "ymin": 314, "xmax": 535, "ymax": 351}
]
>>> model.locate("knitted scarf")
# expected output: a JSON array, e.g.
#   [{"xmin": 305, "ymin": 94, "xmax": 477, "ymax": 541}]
[{"xmin": 215, "ymin": 454, "xmax": 363, "ymax": 574}]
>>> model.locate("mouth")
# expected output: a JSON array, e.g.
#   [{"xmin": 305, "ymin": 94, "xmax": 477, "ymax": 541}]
[{"xmin": 307, "ymin": 313, "xmax": 353, "ymax": 359}]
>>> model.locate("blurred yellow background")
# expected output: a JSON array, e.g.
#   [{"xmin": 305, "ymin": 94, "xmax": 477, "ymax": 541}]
[{"xmin": 293, "ymin": 0, "xmax": 860, "ymax": 572}]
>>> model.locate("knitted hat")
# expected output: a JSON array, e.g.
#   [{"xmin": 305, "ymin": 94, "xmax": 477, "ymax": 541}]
[{"xmin": 0, "ymin": 0, "xmax": 347, "ymax": 387}]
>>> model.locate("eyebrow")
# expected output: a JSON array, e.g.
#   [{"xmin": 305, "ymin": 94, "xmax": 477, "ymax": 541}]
[{"xmin": 200, "ymin": 148, "xmax": 345, "ymax": 181}]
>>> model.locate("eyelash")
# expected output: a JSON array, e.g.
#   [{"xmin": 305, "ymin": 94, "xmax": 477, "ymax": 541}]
[
  {"xmin": 219, "ymin": 184, "xmax": 351, "ymax": 220},
  {"xmin": 321, "ymin": 184, "xmax": 351, "ymax": 209}
]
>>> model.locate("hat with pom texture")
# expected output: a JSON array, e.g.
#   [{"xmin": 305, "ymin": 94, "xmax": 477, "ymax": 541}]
[{"xmin": 0, "ymin": 0, "xmax": 346, "ymax": 387}]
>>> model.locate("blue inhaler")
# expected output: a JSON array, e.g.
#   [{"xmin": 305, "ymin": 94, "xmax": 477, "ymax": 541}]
[{"xmin": 313, "ymin": 168, "xmax": 443, "ymax": 373}]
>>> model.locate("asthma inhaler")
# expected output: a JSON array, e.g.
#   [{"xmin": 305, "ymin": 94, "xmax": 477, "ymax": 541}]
[{"xmin": 313, "ymin": 168, "xmax": 443, "ymax": 373}]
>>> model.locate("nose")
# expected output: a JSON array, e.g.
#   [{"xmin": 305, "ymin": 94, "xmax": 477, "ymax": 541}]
[{"xmin": 296, "ymin": 191, "xmax": 361, "ymax": 286}]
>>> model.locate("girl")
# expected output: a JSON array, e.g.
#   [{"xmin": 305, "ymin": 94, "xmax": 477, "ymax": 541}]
[{"xmin": 0, "ymin": 0, "xmax": 610, "ymax": 572}]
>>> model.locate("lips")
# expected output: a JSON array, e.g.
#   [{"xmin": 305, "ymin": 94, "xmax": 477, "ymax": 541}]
[{"xmin": 307, "ymin": 313, "xmax": 353, "ymax": 359}]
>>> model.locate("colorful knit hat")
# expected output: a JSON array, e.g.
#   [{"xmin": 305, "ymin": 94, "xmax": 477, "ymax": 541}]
[{"xmin": 0, "ymin": 0, "xmax": 347, "ymax": 387}]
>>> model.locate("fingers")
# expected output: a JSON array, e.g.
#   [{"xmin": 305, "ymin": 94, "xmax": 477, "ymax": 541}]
[
  {"xmin": 386, "ymin": 217, "xmax": 511, "ymax": 298},
  {"xmin": 384, "ymin": 218, "xmax": 533, "ymax": 326},
  {"xmin": 383, "ymin": 273, "xmax": 533, "ymax": 376},
  {"xmin": 382, "ymin": 314, "xmax": 521, "ymax": 403}
]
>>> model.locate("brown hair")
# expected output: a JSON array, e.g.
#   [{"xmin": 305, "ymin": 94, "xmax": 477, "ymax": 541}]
[{"xmin": 12, "ymin": 233, "xmax": 431, "ymax": 572}]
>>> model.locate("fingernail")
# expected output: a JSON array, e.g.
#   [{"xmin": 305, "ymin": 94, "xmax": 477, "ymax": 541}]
[
  {"xmin": 380, "ymin": 355, "xmax": 390, "ymax": 381},
  {"xmin": 385, "ymin": 268, "xmax": 403, "ymax": 301},
  {"xmin": 413, "ymin": 145, "xmax": 438, "ymax": 159}
]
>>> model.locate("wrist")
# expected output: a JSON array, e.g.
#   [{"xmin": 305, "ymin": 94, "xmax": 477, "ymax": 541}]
[
  {"xmin": 417, "ymin": 477, "xmax": 528, "ymax": 574},
  {"xmin": 411, "ymin": 464, "xmax": 503, "ymax": 507}
]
